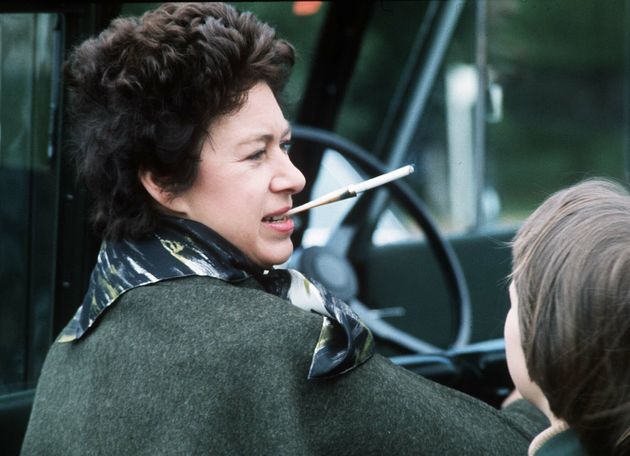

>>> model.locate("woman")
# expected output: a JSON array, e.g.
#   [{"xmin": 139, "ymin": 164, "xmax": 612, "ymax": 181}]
[
  {"xmin": 506, "ymin": 179, "xmax": 630, "ymax": 455},
  {"xmin": 21, "ymin": 3, "xmax": 546, "ymax": 455}
]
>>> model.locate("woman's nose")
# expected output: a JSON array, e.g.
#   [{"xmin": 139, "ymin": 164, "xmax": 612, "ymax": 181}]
[{"xmin": 271, "ymin": 152, "xmax": 306, "ymax": 194}]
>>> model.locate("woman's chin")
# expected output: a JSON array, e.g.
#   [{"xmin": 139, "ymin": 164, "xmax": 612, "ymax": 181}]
[{"xmin": 255, "ymin": 242, "xmax": 294, "ymax": 268}]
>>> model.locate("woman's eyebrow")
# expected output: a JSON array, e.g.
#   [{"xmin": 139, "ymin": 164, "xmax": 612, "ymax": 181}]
[{"xmin": 237, "ymin": 124, "xmax": 292, "ymax": 145}]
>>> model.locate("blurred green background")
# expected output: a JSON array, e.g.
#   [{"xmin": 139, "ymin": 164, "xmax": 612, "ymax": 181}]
[{"xmin": 123, "ymin": 1, "xmax": 627, "ymax": 227}]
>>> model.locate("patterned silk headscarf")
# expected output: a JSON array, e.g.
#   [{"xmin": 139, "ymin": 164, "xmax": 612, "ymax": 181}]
[{"xmin": 59, "ymin": 217, "xmax": 374, "ymax": 379}]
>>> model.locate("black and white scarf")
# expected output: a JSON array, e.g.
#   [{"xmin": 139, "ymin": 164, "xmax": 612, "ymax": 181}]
[{"xmin": 59, "ymin": 217, "xmax": 374, "ymax": 379}]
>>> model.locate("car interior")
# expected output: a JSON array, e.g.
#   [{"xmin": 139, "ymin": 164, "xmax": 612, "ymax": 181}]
[{"xmin": 1, "ymin": 1, "xmax": 628, "ymax": 454}]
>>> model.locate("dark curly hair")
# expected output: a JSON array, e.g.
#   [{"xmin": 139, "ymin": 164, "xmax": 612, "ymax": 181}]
[{"xmin": 65, "ymin": 2, "xmax": 295, "ymax": 240}]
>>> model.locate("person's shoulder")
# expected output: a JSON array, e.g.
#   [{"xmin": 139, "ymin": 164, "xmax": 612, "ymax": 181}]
[
  {"xmin": 129, "ymin": 276, "xmax": 324, "ymax": 375},
  {"xmin": 114, "ymin": 275, "xmax": 323, "ymax": 345},
  {"xmin": 123, "ymin": 274, "xmax": 255, "ymax": 303},
  {"xmin": 123, "ymin": 275, "xmax": 320, "ymax": 320}
]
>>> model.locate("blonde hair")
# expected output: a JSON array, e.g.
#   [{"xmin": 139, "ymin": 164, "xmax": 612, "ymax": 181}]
[{"xmin": 512, "ymin": 179, "xmax": 630, "ymax": 456}]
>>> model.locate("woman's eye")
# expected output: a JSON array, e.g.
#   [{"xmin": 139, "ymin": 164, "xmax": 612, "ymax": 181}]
[
  {"xmin": 247, "ymin": 150, "xmax": 265, "ymax": 161},
  {"xmin": 280, "ymin": 140, "xmax": 292, "ymax": 154}
]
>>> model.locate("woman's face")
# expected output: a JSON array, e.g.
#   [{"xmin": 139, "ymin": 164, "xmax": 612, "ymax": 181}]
[{"xmin": 172, "ymin": 82, "xmax": 305, "ymax": 267}]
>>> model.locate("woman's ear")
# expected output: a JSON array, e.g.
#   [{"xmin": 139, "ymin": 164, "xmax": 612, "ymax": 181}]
[{"xmin": 138, "ymin": 168, "xmax": 188, "ymax": 215}]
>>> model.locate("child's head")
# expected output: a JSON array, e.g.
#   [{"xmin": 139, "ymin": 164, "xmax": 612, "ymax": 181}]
[{"xmin": 508, "ymin": 179, "xmax": 630, "ymax": 455}]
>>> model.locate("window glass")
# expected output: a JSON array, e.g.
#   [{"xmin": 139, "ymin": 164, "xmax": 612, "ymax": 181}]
[
  {"xmin": 121, "ymin": 2, "xmax": 329, "ymax": 121},
  {"xmin": 0, "ymin": 13, "xmax": 57, "ymax": 394},
  {"xmin": 300, "ymin": 151, "xmax": 360, "ymax": 247},
  {"xmin": 300, "ymin": 150, "xmax": 420, "ymax": 248},
  {"xmin": 486, "ymin": 0, "xmax": 625, "ymax": 223},
  {"xmin": 335, "ymin": 1, "xmax": 477, "ymax": 235},
  {"xmin": 334, "ymin": 0, "xmax": 626, "ymax": 239},
  {"xmin": 335, "ymin": 1, "xmax": 431, "ymax": 154},
  {"xmin": 233, "ymin": 1, "xmax": 328, "ymax": 121}
]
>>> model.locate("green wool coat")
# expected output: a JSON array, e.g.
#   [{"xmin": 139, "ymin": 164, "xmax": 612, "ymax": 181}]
[{"xmin": 21, "ymin": 276, "xmax": 548, "ymax": 455}]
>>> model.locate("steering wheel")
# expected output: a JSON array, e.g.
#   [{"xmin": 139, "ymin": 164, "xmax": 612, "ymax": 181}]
[{"xmin": 289, "ymin": 125, "xmax": 472, "ymax": 353}]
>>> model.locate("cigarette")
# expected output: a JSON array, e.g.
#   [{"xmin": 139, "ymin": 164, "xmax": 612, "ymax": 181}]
[{"xmin": 286, "ymin": 164, "xmax": 415, "ymax": 216}]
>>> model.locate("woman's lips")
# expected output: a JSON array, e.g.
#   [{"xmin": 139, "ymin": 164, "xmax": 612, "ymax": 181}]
[
  {"xmin": 262, "ymin": 215, "xmax": 294, "ymax": 233},
  {"xmin": 262, "ymin": 206, "xmax": 294, "ymax": 233},
  {"xmin": 261, "ymin": 206, "xmax": 291, "ymax": 222}
]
